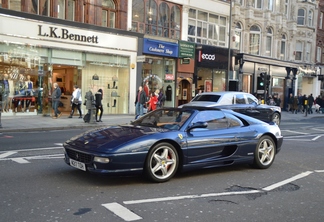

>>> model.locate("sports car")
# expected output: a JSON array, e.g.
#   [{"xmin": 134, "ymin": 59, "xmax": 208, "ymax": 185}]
[{"xmin": 63, "ymin": 107, "xmax": 283, "ymax": 183}]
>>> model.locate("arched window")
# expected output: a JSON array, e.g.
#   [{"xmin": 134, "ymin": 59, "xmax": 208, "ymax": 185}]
[
  {"xmin": 132, "ymin": 0, "xmax": 145, "ymax": 32},
  {"xmin": 102, "ymin": 0, "xmax": 116, "ymax": 28},
  {"xmin": 170, "ymin": 5, "xmax": 180, "ymax": 39},
  {"xmin": 158, "ymin": 2, "xmax": 169, "ymax": 37},
  {"xmin": 280, "ymin": 35, "xmax": 286, "ymax": 60},
  {"xmin": 265, "ymin": 28, "xmax": 273, "ymax": 57},
  {"xmin": 297, "ymin": 9, "xmax": 305, "ymax": 25},
  {"xmin": 234, "ymin": 23, "xmax": 242, "ymax": 51},
  {"xmin": 145, "ymin": 0, "xmax": 158, "ymax": 35},
  {"xmin": 249, "ymin": 25, "xmax": 261, "ymax": 55},
  {"xmin": 308, "ymin": 10, "xmax": 313, "ymax": 27}
]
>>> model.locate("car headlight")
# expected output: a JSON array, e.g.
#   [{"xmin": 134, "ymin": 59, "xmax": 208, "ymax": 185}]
[{"xmin": 94, "ymin": 156, "xmax": 110, "ymax": 163}]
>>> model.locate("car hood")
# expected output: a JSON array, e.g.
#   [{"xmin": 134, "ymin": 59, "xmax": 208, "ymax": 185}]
[{"xmin": 64, "ymin": 125, "xmax": 168, "ymax": 152}]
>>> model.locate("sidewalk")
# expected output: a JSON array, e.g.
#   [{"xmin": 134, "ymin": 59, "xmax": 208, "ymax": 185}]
[
  {"xmin": 0, "ymin": 111, "xmax": 323, "ymax": 133},
  {"xmin": 0, "ymin": 113, "xmax": 135, "ymax": 132}
]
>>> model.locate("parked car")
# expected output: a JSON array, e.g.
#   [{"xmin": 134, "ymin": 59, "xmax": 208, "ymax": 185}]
[
  {"xmin": 180, "ymin": 91, "xmax": 281, "ymax": 125},
  {"xmin": 63, "ymin": 107, "xmax": 283, "ymax": 183}
]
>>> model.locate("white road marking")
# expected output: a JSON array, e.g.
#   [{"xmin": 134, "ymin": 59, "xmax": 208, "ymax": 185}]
[
  {"xmin": 262, "ymin": 171, "xmax": 313, "ymax": 191},
  {"xmin": 102, "ymin": 202, "xmax": 142, "ymax": 221},
  {"xmin": 0, "ymin": 151, "xmax": 17, "ymax": 158},
  {"xmin": 281, "ymin": 130, "xmax": 309, "ymax": 135},
  {"xmin": 0, "ymin": 147, "xmax": 62, "ymax": 153},
  {"xmin": 105, "ymin": 170, "xmax": 323, "ymax": 221},
  {"xmin": 311, "ymin": 135, "xmax": 322, "ymax": 141},
  {"xmin": 11, "ymin": 158, "xmax": 30, "ymax": 164},
  {"xmin": 54, "ymin": 143, "xmax": 63, "ymax": 146},
  {"xmin": 312, "ymin": 128, "xmax": 324, "ymax": 132},
  {"xmin": 124, "ymin": 190, "xmax": 260, "ymax": 205}
]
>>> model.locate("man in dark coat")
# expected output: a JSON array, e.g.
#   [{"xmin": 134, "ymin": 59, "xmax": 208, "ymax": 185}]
[
  {"xmin": 52, "ymin": 82, "xmax": 62, "ymax": 119},
  {"xmin": 135, "ymin": 86, "xmax": 147, "ymax": 117}
]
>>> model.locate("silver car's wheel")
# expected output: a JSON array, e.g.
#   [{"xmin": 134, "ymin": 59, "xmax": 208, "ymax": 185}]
[
  {"xmin": 271, "ymin": 113, "xmax": 281, "ymax": 125},
  {"xmin": 253, "ymin": 135, "xmax": 276, "ymax": 169},
  {"xmin": 145, "ymin": 143, "xmax": 179, "ymax": 183}
]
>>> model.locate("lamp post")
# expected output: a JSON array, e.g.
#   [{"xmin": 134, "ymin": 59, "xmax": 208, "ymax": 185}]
[{"xmin": 226, "ymin": 0, "xmax": 232, "ymax": 91}]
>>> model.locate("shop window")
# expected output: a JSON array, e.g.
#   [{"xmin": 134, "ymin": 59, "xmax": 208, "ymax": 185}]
[
  {"xmin": 249, "ymin": 25, "xmax": 261, "ymax": 55},
  {"xmin": 132, "ymin": 0, "xmax": 181, "ymax": 39},
  {"xmin": 102, "ymin": 0, "xmax": 116, "ymax": 28}
]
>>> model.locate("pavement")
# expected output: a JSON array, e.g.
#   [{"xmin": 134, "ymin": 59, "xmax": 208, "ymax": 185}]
[{"xmin": 0, "ymin": 110, "xmax": 324, "ymax": 133}]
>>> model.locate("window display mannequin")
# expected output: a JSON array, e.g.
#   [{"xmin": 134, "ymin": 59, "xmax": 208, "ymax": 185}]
[
  {"xmin": 1, "ymin": 74, "xmax": 10, "ymax": 112},
  {"xmin": 25, "ymin": 75, "xmax": 33, "ymax": 111},
  {"xmin": 13, "ymin": 74, "xmax": 26, "ymax": 112}
]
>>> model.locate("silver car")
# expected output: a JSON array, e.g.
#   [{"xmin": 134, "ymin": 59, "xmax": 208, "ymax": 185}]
[{"xmin": 180, "ymin": 91, "xmax": 281, "ymax": 125}]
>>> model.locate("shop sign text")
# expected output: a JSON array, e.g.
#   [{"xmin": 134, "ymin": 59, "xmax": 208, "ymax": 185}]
[{"xmin": 38, "ymin": 25, "xmax": 99, "ymax": 44}]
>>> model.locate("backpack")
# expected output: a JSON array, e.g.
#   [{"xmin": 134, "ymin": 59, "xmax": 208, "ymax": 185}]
[{"xmin": 83, "ymin": 113, "xmax": 90, "ymax": 123}]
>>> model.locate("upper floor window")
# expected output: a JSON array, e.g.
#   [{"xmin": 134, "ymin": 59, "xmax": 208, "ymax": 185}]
[
  {"xmin": 306, "ymin": 42, "xmax": 311, "ymax": 62},
  {"xmin": 253, "ymin": 0, "xmax": 262, "ymax": 9},
  {"xmin": 295, "ymin": 42, "xmax": 303, "ymax": 61},
  {"xmin": 28, "ymin": 0, "xmax": 50, "ymax": 16},
  {"xmin": 66, "ymin": 0, "xmax": 75, "ymax": 21},
  {"xmin": 132, "ymin": 0, "xmax": 181, "ymax": 39},
  {"xmin": 239, "ymin": 0, "xmax": 244, "ymax": 6},
  {"xmin": 56, "ymin": 0, "xmax": 65, "ymax": 19},
  {"xmin": 284, "ymin": 0, "xmax": 289, "ymax": 18},
  {"xmin": 268, "ymin": 0, "xmax": 273, "ymax": 11},
  {"xmin": 317, "ymin": 46, "xmax": 321, "ymax": 63},
  {"xmin": 319, "ymin": 12, "xmax": 323, "ymax": 29},
  {"xmin": 280, "ymin": 35, "xmax": 286, "ymax": 60},
  {"xmin": 308, "ymin": 10, "xmax": 313, "ymax": 27},
  {"xmin": 297, "ymin": 9, "xmax": 305, "ymax": 25},
  {"xmin": 234, "ymin": 23, "xmax": 242, "ymax": 51},
  {"xmin": 265, "ymin": 28, "xmax": 273, "ymax": 57},
  {"xmin": 102, "ymin": 0, "xmax": 116, "ymax": 28},
  {"xmin": 8, "ymin": 0, "xmax": 22, "ymax": 11},
  {"xmin": 249, "ymin": 25, "xmax": 261, "ymax": 55},
  {"xmin": 188, "ymin": 9, "xmax": 227, "ymax": 46}
]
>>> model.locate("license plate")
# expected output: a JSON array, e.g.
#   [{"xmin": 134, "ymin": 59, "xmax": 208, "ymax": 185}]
[{"xmin": 70, "ymin": 159, "xmax": 86, "ymax": 171}]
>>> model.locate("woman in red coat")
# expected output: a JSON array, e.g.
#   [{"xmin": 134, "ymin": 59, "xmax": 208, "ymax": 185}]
[{"xmin": 147, "ymin": 92, "xmax": 158, "ymax": 112}]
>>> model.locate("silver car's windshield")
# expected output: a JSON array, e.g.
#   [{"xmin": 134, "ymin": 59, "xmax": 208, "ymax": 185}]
[{"xmin": 192, "ymin": 94, "xmax": 221, "ymax": 102}]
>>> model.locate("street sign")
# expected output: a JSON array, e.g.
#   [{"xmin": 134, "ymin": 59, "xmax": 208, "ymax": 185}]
[{"xmin": 136, "ymin": 56, "xmax": 146, "ymax": 62}]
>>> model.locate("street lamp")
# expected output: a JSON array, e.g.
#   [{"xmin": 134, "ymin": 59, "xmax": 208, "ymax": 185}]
[{"xmin": 226, "ymin": 0, "xmax": 232, "ymax": 91}]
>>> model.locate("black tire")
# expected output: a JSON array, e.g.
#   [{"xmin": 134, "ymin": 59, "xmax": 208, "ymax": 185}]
[
  {"xmin": 271, "ymin": 113, "xmax": 281, "ymax": 125},
  {"xmin": 253, "ymin": 135, "xmax": 276, "ymax": 169},
  {"xmin": 145, "ymin": 142, "xmax": 179, "ymax": 183}
]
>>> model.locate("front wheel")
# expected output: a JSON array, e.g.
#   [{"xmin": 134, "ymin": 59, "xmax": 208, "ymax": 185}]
[
  {"xmin": 145, "ymin": 143, "xmax": 179, "ymax": 183},
  {"xmin": 271, "ymin": 113, "xmax": 281, "ymax": 125},
  {"xmin": 253, "ymin": 135, "xmax": 276, "ymax": 169}
]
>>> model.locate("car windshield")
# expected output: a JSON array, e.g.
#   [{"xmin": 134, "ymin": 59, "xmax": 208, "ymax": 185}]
[
  {"xmin": 192, "ymin": 94, "xmax": 221, "ymax": 102},
  {"xmin": 132, "ymin": 109, "xmax": 193, "ymax": 130}
]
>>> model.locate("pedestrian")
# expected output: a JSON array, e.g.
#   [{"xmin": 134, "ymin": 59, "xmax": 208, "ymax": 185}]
[
  {"xmin": 68, "ymin": 85, "xmax": 82, "ymax": 118},
  {"xmin": 51, "ymin": 82, "xmax": 62, "ymax": 119},
  {"xmin": 147, "ymin": 91, "xmax": 158, "ymax": 112},
  {"xmin": 302, "ymin": 94, "xmax": 308, "ymax": 117},
  {"xmin": 298, "ymin": 93, "xmax": 304, "ymax": 113},
  {"xmin": 135, "ymin": 86, "xmax": 147, "ymax": 118},
  {"xmin": 157, "ymin": 88, "xmax": 166, "ymax": 108},
  {"xmin": 273, "ymin": 94, "xmax": 281, "ymax": 107},
  {"xmin": 95, "ymin": 89, "xmax": 103, "ymax": 122},
  {"xmin": 292, "ymin": 96, "xmax": 298, "ymax": 114},
  {"xmin": 288, "ymin": 93, "xmax": 293, "ymax": 112},
  {"xmin": 307, "ymin": 94, "xmax": 314, "ymax": 114}
]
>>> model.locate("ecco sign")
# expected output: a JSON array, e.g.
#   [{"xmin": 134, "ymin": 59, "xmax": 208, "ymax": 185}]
[{"xmin": 201, "ymin": 53, "xmax": 215, "ymax": 60}]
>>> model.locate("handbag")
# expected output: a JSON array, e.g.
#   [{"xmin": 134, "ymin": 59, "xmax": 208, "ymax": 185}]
[{"xmin": 73, "ymin": 98, "xmax": 79, "ymax": 104}]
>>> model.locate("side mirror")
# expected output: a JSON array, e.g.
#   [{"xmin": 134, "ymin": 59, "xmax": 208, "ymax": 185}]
[{"xmin": 188, "ymin": 121, "xmax": 208, "ymax": 130}]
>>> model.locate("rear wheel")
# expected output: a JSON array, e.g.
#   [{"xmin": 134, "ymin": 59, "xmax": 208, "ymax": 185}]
[
  {"xmin": 145, "ymin": 143, "xmax": 179, "ymax": 183},
  {"xmin": 253, "ymin": 135, "xmax": 276, "ymax": 169},
  {"xmin": 271, "ymin": 113, "xmax": 280, "ymax": 125}
]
